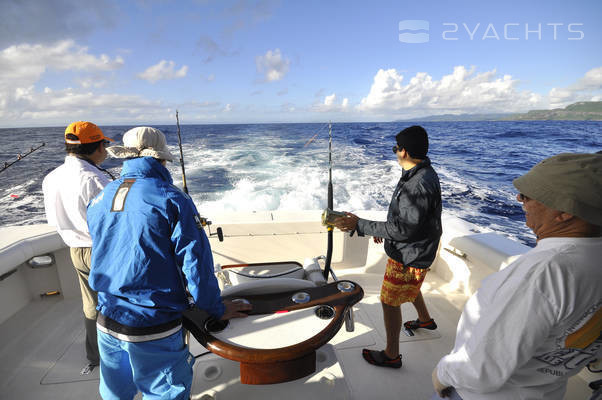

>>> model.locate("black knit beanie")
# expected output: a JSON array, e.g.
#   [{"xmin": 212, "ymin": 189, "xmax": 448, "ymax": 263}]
[{"xmin": 396, "ymin": 125, "xmax": 429, "ymax": 159}]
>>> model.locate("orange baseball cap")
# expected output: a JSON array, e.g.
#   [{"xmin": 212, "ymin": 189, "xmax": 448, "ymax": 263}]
[{"xmin": 64, "ymin": 121, "xmax": 114, "ymax": 144}]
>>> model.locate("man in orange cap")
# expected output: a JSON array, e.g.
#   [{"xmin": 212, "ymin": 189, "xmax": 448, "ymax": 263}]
[{"xmin": 42, "ymin": 121, "xmax": 114, "ymax": 373}]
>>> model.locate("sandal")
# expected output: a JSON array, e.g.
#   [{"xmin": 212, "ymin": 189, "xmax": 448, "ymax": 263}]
[
  {"xmin": 362, "ymin": 349, "xmax": 402, "ymax": 369},
  {"xmin": 403, "ymin": 318, "xmax": 437, "ymax": 331}
]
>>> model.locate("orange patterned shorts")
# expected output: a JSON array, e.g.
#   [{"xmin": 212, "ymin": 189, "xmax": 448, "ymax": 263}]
[{"xmin": 380, "ymin": 258, "xmax": 429, "ymax": 307}]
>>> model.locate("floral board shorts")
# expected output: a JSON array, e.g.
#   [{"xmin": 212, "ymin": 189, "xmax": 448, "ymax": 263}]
[{"xmin": 380, "ymin": 258, "xmax": 429, "ymax": 307}]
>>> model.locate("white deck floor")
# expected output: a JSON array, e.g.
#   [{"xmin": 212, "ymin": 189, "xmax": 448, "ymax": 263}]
[
  {"xmin": 0, "ymin": 270, "xmax": 462, "ymax": 400},
  {"xmin": 0, "ymin": 220, "xmax": 594, "ymax": 399}
]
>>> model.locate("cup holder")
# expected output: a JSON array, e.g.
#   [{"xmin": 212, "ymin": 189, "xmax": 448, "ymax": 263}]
[
  {"xmin": 314, "ymin": 305, "xmax": 335, "ymax": 320},
  {"xmin": 204, "ymin": 317, "xmax": 229, "ymax": 333}
]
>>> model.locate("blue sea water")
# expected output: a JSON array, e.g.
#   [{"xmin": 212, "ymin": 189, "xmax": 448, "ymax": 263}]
[{"xmin": 1, "ymin": 121, "xmax": 600, "ymax": 247}]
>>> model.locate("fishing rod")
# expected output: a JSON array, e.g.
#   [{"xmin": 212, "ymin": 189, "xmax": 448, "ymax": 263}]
[
  {"xmin": 175, "ymin": 111, "xmax": 189, "ymax": 194},
  {"xmin": 0, "ymin": 143, "xmax": 45, "ymax": 174},
  {"xmin": 304, "ymin": 122, "xmax": 343, "ymax": 279},
  {"xmin": 323, "ymin": 122, "xmax": 334, "ymax": 279},
  {"xmin": 174, "ymin": 111, "xmax": 223, "ymax": 241}
]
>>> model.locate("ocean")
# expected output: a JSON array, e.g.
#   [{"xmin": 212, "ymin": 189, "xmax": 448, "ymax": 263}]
[{"xmin": 1, "ymin": 121, "xmax": 600, "ymax": 247}]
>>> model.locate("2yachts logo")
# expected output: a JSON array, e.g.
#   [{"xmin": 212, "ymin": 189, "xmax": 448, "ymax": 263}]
[
  {"xmin": 399, "ymin": 20, "xmax": 585, "ymax": 43},
  {"xmin": 398, "ymin": 20, "xmax": 430, "ymax": 43}
]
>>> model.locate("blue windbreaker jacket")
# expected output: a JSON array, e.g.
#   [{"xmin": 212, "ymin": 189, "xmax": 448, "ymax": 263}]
[{"xmin": 87, "ymin": 157, "xmax": 224, "ymax": 327}]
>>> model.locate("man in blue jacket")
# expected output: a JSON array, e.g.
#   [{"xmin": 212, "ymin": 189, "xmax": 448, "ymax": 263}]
[
  {"xmin": 87, "ymin": 126, "xmax": 250, "ymax": 400},
  {"xmin": 333, "ymin": 125, "xmax": 442, "ymax": 369}
]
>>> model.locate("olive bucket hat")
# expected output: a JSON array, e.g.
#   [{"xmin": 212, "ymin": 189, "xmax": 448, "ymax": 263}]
[{"xmin": 513, "ymin": 153, "xmax": 602, "ymax": 226}]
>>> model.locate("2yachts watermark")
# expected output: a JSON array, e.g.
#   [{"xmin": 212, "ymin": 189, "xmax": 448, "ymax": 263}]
[{"xmin": 399, "ymin": 20, "xmax": 585, "ymax": 43}]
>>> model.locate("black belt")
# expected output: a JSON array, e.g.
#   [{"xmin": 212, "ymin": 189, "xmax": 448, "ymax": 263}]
[{"xmin": 97, "ymin": 313, "xmax": 183, "ymax": 343}]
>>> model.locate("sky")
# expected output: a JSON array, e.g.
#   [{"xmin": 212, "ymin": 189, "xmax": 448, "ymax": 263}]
[{"xmin": 1, "ymin": 0, "xmax": 601, "ymax": 127}]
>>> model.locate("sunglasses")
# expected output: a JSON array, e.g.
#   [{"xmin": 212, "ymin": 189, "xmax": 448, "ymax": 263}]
[
  {"xmin": 392, "ymin": 145, "xmax": 402, "ymax": 154},
  {"xmin": 518, "ymin": 193, "xmax": 530, "ymax": 201}
]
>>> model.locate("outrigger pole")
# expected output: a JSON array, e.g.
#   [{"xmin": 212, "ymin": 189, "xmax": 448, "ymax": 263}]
[
  {"xmin": 323, "ymin": 122, "xmax": 334, "ymax": 279},
  {"xmin": 175, "ymin": 110, "xmax": 189, "ymax": 195},
  {"xmin": 0, "ymin": 142, "xmax": 45, "ymax": 174}
]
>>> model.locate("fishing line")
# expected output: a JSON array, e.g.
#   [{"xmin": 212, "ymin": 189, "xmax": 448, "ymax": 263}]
[
  {"xmin": 174, "ymin": 111, "xmax": 223, "ymax": 242},
  {"xmin": 303, "ymin": 123, "xmax": 329, "ymax": 147}
]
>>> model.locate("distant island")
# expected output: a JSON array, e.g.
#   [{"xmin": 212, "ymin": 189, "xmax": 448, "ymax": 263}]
[
  {"xmin": 396, "ymin": 101, "xmax": 602, "ymax": 122},
  {"xmin": 503, "ymin": 101, "xmax": 602, "ymax": 121}
]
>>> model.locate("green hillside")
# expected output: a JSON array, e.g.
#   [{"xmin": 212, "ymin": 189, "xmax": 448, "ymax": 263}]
[
  {"xmin": 564, "ymin": 101, "xmax": 602, "ymax": 112},
  {"xmin": 506, "ymin": 101, "xmax": 602, "ymax": 121}
]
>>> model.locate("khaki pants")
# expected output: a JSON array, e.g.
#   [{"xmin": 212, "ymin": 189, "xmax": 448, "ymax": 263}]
[
  {"xmin": 70, "ymin": 247, "xmax": 98, "ymax": 319},
  {"xmin": 70, "ymin": 247, "xmax": 99, "ymax": 364}
]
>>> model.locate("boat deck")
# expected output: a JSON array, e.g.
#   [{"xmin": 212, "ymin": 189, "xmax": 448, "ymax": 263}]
[
  {"xmin": 0, "ymin": 269, "xmax": 455, "ymax": 399},
  {"xmin": 1, "ymin": 269, "xmax": 593, "ymax": 399},
  {"xmin": 0, "ymin": 218, "xmax": 595, "ymax": 399}
]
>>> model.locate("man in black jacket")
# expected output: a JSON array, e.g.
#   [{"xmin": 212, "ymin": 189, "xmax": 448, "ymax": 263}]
[{"xmin": 333, "ymin": 125, "xmax": 442, "ymax": 368}]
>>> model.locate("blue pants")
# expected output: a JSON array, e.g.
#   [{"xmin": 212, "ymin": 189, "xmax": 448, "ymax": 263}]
[{"xmin": 97, "ymin": 329, "xmax": 195, "ymax": 400}]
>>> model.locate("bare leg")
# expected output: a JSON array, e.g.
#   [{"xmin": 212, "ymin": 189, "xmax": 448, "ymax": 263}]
[
  {"xmin": 382, "ymin": 303, "xmax": 401, "ymax": 359},
  {"xmin": 412, "ymin": 290, "xmax": 432, "ymax": 322}
]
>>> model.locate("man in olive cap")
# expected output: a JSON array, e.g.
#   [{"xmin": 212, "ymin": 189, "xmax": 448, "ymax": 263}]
[{"xmin": 432, "ymin": 153, "xmax": 602, "ymax": 399}]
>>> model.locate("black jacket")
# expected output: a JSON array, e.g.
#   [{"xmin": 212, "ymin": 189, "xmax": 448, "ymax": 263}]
[{"xmin": 356, "ymin": 157, "xmax": 442, "ymax": 268}]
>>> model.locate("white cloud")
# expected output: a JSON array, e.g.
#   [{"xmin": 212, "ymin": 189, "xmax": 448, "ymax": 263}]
[
  {"xmin": 357, "ymin": 66, "xmax": 545, "ymax": 116},
  {"xmin": 0, "ymin": 40, "xmax": 123, "ymax": 89},
  {"xmin": 1, "ymin": 85, "xmax": 166, "ymax": 124},
  {"xmin": 255, "ymin": 48, "xmax": 290, "ymax": 82},
  {"xmin": 76, "ymin": 77, "xmax": 108, "ymax": 89},
  {"xmin": 0, "ymin": 41, "xmax": 223, "ymax": 126},
  {"xmin": 316, "ymin": 93, "xmax": 350, "ymax": 112},
  {"xmin": 548, "ymin": 66, "xmax": 602, "ymax": 107},
  {"xmin": 0, "ymin": 83, "xmax": 225, "ymax": 126},
  {"xmin": 138, "ymin": 60, "xmax": 188, "ymax": 84},
  {"xmin": 324, "ymin": 93, "xmax": 336, "ymax": 106},
  {"xmin": 573, "ymin": 67, "xmax": 602, "ymax": 91},
  {"xmin": 0, "ymin": 40, "xmax": 126, "ymax": 125}
]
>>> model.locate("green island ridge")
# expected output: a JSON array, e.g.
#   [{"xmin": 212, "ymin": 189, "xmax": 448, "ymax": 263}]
[{"xmin": 396, "ymin": 101, "xmax": 602, "ymax": 122}]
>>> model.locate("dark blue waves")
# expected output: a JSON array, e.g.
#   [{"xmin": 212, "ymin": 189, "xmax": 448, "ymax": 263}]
[{"xmin": 1, "ymin": 120, "xmax": 601, "ymax": 247}]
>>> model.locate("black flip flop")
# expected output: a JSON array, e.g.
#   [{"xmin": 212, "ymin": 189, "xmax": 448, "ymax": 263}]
[
  {"xmin": 403, "ymin": 318, "xmax": 437, "ymax": 330},
  {"xmin": 362, "ymin": 349, "xmax": 402, "ymax": 368}
]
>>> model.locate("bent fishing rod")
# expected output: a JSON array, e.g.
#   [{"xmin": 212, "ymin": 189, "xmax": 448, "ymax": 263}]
[
  {"xmin": 0, "ymin": 142, "xmax": 45, "ymax": 174},
  {"xmin": 175, "ymin": 111, "xmax": 223, "ymax": 241}
]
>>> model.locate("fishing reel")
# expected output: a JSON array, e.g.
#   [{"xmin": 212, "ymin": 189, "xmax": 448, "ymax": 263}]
[
  {"xmin": 321, "ymin": 208, "xmax": 347, "ymax": 227},
  {"xmin": 195, "ymin": 215, "xmax": 224, "ymax": 242}
]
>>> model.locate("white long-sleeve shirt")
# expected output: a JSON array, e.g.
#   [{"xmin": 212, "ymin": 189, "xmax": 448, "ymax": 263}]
[
  {"xmin": 437, "ymin": 236, "xmax": 602, "ymax": 400},
  {"xmin": 42, "ymin": 155, "xmax": 111, "ymax": 248}
]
